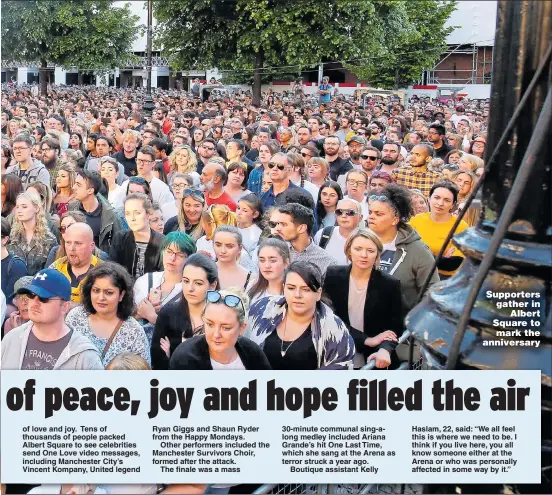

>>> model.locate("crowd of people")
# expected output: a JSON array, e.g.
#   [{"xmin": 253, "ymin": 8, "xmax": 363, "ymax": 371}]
[{"xmin": 0, "ymin": 81, "xmax": 489, "ymax": 494}]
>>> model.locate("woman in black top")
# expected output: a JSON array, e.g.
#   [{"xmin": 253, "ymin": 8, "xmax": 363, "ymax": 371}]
[
  {"xmin": 151, "ymin": 253, "xmax": 219, "ymax": 370},
  {"xmin": 323, "ymin": 227, "xmax": 405, "ymax": 368},
  {"xmin": 109, "ymin": 193, "xmax": 164, "ymax": 278},
  {"xmin": 169, "ymin": 288, "xmax": 271, "ymax": 370}
]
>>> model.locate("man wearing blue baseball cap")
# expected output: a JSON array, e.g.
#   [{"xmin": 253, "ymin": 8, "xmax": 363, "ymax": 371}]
[{"xmin": 1, "ymin": 269, "xmax": 103, "ymax": 370}]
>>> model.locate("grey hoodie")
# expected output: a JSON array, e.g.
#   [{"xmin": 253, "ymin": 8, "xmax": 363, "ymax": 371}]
[
  {"xmin": 1, "ymin": 321, "xmax": 104, "ymax": 370},
  {"xmin": 388, "ymin": 224, "xmax": 440, "ymax": 310},
  {"xmin": 6, "ymin": 158, "xmax": 50, "ymax": 189}
]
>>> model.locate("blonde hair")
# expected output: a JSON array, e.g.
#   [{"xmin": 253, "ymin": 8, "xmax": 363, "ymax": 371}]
[
  {"xmin": 446, "ymin": 133, "xmax": 463, "ymax": 150},
  {"xmin": 168, "ymin": 145, "xmax": 198, "ymax": 174},
  {"xmin": 178, "ymin": 190, "xmax": 206, "ymax": 240},
  {"xmin": 27, "ymin": 181, "xmax": 53, "ymax": 214},
  {"xmin": 452, "ymin": 170, "xmax": 477, "ymax": 202},
  {"xmin": 460, "ymin": 153, "xmax": 484, "ymax": 172},
  {"xmin": 106, "ymin": 353, "xmax": 151, "ymax": 370},
  {"xmin": 10, "ymin": 191, "xmax": 51, "ymax": 247},
  {"xmin": 122, "ymin": 129, "xmax": 141, "ymax": 143},
  {"xmin": 344, "ymin": 227, "xmax": 383, "ymax": 268},
  {"xmin": 203, "ymin": 287, "xmax": 250, "ymax": 325},
  {"xmin": 202, "ymin": 204, "xmax": 237, "ymax": 240},
  {"xmin": 308, "ymin": 157, "xmax": 330, "ymax": 178}
]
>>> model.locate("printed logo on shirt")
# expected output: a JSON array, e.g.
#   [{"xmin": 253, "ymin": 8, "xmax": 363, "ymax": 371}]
[{"xmin": 379, "ymin": 249, "xmax": 395, "ymax": 273}]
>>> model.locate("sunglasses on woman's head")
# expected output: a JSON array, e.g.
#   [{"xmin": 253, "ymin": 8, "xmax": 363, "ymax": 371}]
[
  {"xmin": 369, "ymin": 194, "xmax": 388, "ymax": 202},
  {"xmin": 183, "ymin": 188, "xmax": 205, "ymax": 201},
  {"xmin": 206, "ymin": 290, "xmax": 244, "ymax": 311}
]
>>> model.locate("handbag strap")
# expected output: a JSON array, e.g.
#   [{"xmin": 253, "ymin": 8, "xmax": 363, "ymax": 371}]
[{"xmin": 101, "ymin": 319, "xmax": 124, "ymax": 360}]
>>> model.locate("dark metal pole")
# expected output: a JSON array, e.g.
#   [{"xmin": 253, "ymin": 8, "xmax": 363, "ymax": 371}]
[
  {"xmin": 143, "ymin": 0, "xmax": 155, "ymax": 117},
  {"xmin": 407, "ymin": 0, "xmax": 551, "ymax": 491}
]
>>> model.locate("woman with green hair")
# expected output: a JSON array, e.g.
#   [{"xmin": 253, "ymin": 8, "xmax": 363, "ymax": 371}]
[{"xmin": 134, "ymin": 231, "xmax": 196, "ymax": 343}]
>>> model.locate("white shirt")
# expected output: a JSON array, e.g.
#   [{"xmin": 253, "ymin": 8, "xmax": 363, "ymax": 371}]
[
  {"xmin": 196, "ymin": 236, "xmax": 258, "ymax": 274},
  {"xmin": 239, "ymin": 224, "xmax": 262, "ymax": 256},
  {"xmin": 108, "ymin": 185, "xmax": 124, "ymax": 209},
  {"xmin": 291, "ymin": 177, "xmax": 319, "ymax": 203},
  {"xmin": 313, "ymin": 227, "xmax": 349, "ymax": 265},
  {"xmin": 210, "ymin": 355, "xmax": 246, "ymax": 370},
  {"xmin": 161, "ymin": 200, "xmax": 178, "ymax": 221},
  {"xmin": 133, "ymin": 271, "xmax": 182, "ymax": 307},
  {"xmin": 120, "ymin": 176, "xmax": 174, "ymax": 206},
  {"xmin": 344, "ymin": 194, "xmax": 369, "ymax": 221}
]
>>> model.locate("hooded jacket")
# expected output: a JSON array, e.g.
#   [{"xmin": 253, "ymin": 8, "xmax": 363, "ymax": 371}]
[
  {"xmin": 6, "ymin": 158, "xmax": 50, "ymax": 189},
  {"xmin": 68, "ymin": 194, "xmax": 124, "ymax": 253},
  {"xmin": 387, "ymin": 224, "xmax": 440, "ymax": 310},
  {"xmin": 1, "ymin": 321, "xmax": 104, "ymax": 370}
]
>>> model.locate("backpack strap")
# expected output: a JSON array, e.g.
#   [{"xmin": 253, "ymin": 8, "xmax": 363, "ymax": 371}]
[
  {"xmin": 319, "ymin": 226, "xmax": 334, "ymax": 250},
  {"xmin": 147, "ymin": 271, "xmax": 153, "ymax": 293}
]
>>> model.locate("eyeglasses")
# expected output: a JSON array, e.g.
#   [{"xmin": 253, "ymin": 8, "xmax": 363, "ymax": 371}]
[
  {"xmin": 361, "ymin": 155, "xmax": 378, "ymax": 161},
  {"xmin": 202, "ymin": 144, "xmax": 215, "ymax": 151},
  {"xmin": 206, "ymin": 290, "xmax": 244, "ymax": 311},
  {"xmin": 164, "ymin": 248, "xmax": 187, "ymax": 260},
  {"xmin": 12, "ymin": 147, "xmax": 29, "ymax": 152},
  {"xmin": 346, "ymin": 179, "xmax": 367, "ymax": 187},
  {"xmin": 60, "ymin": 225, "xmax": 74, "ymax": 234},
  {"xmin": 136, "ymin": 159, "xmax": 153, "ymax": 165},
  {"xmin": 268, "ymin": 162, "xmax": 286, "ymax": 171},
  {"xmin": 369, "ymin": 195, "xmax": 388, "ymax": 202},
  {"xmin": 172, "ymin": 182, "xmax": 188, "ymax": 190},
  {"xmin": 25, "ymin": 293, "xmax": 62, "ymax": 304},
  {"xmin": 356, "ymin": 131, "xmax": 367, "ymax": 136},
  {"xmin": 335, "ymin": 208, "xmax": 358, "ymax": 217}
]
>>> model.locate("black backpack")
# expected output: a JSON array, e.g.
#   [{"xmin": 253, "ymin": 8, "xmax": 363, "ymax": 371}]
[{"xmin": 318, "ymin": 226, "xmax": 334, "ymax": 250}]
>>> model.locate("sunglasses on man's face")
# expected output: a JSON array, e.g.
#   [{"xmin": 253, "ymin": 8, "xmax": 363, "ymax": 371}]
[
  {"xmin": 268, "ymin": 162, "xmax": 286, "ymax": 171},
  {"xmin": 335, "ymin": 209, "xmax": 357, "ymax": 217},
  {"xmin": 24, "ymin": 293, "xmax": 62, "ymax": 304},
  {"xmin": 362, "ymin": 155, "xmax": 378, "ymax": 161}
]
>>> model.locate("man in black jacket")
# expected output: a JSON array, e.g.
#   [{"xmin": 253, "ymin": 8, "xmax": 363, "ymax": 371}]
[{"xmin": 69, "ymin": 169, "xmax": 123, "ymax": 253}]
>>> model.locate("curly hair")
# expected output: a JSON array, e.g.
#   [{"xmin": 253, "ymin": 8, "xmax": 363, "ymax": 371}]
[
  {"xmin": 10, "ymin": 191, "xmax": 52, "ymax": 252},
  {"xmin": 168, "ymin": 145, "xmax": 197, "ymax": 175},
  {"xmin": 375, "ymin": 183, "xmax": 414, "ymax": 226},
  {"xmin": 80, "ymin": 262, "xmax": 135, "ymax": 320}
]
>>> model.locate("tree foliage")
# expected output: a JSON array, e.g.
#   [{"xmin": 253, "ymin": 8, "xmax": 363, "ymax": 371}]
[
  {"xmin": 345, "ymin": 1, "xmax": 457, "ymax": 88},
  {"xmin": 154, "ymin": 0, "xmax": 457, "ymax": 101},
  {"xmin": 1, "ymin": 0, "xmax": 143, "ymax": 94}
]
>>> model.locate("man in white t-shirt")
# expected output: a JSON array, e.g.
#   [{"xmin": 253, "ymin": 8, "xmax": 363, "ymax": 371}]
[
  {"xmin": 119, "ymin": 145, "xmax": 174, "ymax": 206},
  {"xmin": 343, "ymin": 169, "xmax": 369, "ymax": 221},
  {"xmin": 314, "ymin": 198, "xmax": 363, "ymax": 265}
]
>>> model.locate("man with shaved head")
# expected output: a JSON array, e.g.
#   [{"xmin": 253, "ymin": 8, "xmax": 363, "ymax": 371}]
[{"xmin": 51, "ymin": 223, "xmax": 102, "ymax": 304}]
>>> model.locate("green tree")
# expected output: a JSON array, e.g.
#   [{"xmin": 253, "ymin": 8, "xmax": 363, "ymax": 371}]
[
  {"xmin": 155, "ymin": 0, "xmax": 456, "ymax": 103},
  {"xmin": 1, "ymin": 0, "xmax": 143, "ymax": 95},
  {"xmin": 155, "ymin": 0, "xmax": 403, "ymax": 105},
  {"xmin": 345, "ymin": 1, "xmax": 457, "ymax": 89}
]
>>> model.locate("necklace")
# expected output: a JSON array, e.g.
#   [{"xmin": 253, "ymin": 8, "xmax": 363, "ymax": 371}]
[{"xmin": 280, "ymin": 316, "xmax": 304, "ymax": 358}]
